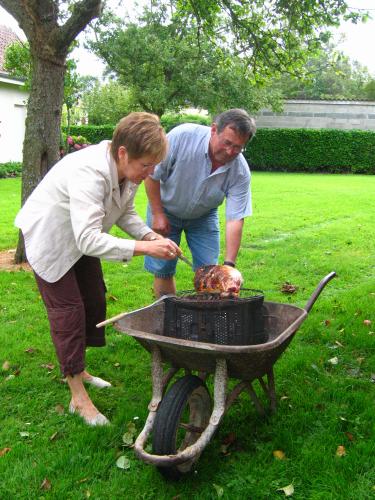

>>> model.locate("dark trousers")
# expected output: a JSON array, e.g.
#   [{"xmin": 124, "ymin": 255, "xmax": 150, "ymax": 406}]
[{"xmin": 34, "ymin": 256, "xmax": 106, "ymax": 376}]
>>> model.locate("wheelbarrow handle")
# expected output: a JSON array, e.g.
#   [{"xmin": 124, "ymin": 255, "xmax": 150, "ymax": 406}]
[
  {"xmin": 95, "ymin": 294, "xmax": 174, "ymax": 328},
  {"xmin": 304, "ymin": 271, "xmax": 337, "ymax": 313}
]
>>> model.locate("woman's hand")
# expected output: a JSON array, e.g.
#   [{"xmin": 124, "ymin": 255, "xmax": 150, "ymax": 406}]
[{"xmin": 134, "ymin": 237, "xmax": 181, "ymax": 259}]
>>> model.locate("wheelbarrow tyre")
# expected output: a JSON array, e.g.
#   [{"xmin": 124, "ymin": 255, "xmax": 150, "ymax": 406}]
[{"xmin": 153, "ymin": 374, "xmax": 211, "ymax": 480}]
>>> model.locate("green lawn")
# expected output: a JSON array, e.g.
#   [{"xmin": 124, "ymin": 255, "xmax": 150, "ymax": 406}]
[{"xmin": 0, "ymin": 173, "xmax": 374, "ymax": 499}]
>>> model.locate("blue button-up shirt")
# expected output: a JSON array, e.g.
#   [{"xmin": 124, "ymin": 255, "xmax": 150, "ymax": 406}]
[{"xmin": 151, "ymin": 123, "xmax": 252, "ymax": 220}]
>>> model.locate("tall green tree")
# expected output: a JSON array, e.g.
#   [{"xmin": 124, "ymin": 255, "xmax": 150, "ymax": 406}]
[
  {"xmin": 0, "ymin": 0, "xmax": 102, "ymax": 262},
  {"xmin": 89, "ymin": 8, "xmax": 282, "ymax": 116},
  {"xmin": 81, "ymin": 80, "xmax": 138, "ymax": 125},
  {"xmin": 274, "ymin": 47, "xmax": 372, "ymax": 100}
]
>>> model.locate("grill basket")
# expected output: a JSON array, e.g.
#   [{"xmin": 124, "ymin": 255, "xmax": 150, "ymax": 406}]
[{"xmin": 163, "ymin": 289, "xmax": 267, "ymax": 346}]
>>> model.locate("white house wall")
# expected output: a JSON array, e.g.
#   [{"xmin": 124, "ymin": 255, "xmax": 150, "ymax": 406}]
[
  {"xmin": 0, "ymin": 81, "xmax": 28, "ymax": 162},
  {"xmin": 255, "ymin": 100, "xmax": 375, "ymax": 130}
]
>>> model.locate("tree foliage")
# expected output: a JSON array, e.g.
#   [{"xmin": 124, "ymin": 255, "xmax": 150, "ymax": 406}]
[
  {"xmin": 81, "ymin": 80, "xmax": 138, "ymax": 125},
  {"xmin": 273, "ymin": 46, "xmax": 372, "ymax": 100},
  {"xmin": 0, "ymin": 0, "xmax": 103, "ymax": 262},
  {"xmin": 3, "ymin": 41, "xmax": 31, "ymax": 88},
  {"xmin": 89, "ymin": 0, "xmax": 367, "ymax": 116},
  {"xmin": 89, "ymin": 7, "xmax": 283, "ymax": 116},
  {"xmin": 4, "ymin": 41, "xmax": 89, "ymax": 131}
]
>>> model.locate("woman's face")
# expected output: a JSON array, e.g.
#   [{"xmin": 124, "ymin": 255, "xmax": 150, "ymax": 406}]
[{"xmin": 117, "ymin": 146, "xmax": 157, "ymax": 184}]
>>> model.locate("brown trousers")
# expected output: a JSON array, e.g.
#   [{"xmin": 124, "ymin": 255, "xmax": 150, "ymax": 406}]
[{"xmin": 34, "ymin": 256, "xmax": 106, "ymax": 376}]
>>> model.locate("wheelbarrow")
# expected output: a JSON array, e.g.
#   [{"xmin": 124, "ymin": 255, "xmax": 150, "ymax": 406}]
[{"xmin": 101, "ymin": 272, "xmax": 336, "ymax": 479}]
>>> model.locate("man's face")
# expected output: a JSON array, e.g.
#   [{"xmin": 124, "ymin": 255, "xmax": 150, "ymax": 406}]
[{"xmin": 209, "ymin": 124, "xmax": 248, "ymax": 166}]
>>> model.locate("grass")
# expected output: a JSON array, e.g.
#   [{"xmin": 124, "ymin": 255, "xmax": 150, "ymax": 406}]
[{"xmin": 0, "ymin": 173, "xmax": 374, "ymax": 499}]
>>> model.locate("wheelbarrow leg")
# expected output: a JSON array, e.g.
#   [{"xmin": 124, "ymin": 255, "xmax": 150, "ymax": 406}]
[
  {"xmin": 245, "ymin": 382, "xmax": 266, "ymax": 416},
  {"xmin": 257, "ymin": 369, "xmax": 277, "ymax": 413}
]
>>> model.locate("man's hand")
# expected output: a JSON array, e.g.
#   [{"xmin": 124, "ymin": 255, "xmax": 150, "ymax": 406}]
[{"xmin": 152, "ymin": 212, "xmax": 171, "ymax": 236}]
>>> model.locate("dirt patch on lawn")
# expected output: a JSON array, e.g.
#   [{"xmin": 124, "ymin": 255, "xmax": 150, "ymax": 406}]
[{"xmin": 0, "ymin": 249, "xmax": 31, "ymax": 272}]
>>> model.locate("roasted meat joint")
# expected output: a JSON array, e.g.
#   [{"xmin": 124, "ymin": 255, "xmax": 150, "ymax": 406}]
[{"xmin": 194, "ymin": 264, "xmax": 243, "ymax": 297}]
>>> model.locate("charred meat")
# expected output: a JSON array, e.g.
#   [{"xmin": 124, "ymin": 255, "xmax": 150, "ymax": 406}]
[{"xmin": 194, "ymin": 265, "xmax": 243, "ymax": 297}]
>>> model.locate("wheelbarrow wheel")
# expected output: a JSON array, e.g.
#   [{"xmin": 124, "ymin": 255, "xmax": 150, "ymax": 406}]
[{"xmin": 152, "ymin": 374, "xmax": 211, "ymax": 480}]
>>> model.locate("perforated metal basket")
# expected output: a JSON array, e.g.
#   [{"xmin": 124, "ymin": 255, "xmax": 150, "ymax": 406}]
[{"xmin": 163, "ymin": 289, "xmax": 267, "ymax": 346}]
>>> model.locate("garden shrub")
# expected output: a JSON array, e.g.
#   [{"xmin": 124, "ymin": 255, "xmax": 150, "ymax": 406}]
[
  {"xmin": 0, "ymin": 162, "xmax": 22, "ymax": 178},
  {"xmin": 63, "ymin": 121, "xmax": 375, "ymax": 174},
  {"xmin": 245, "ymin": 128, "xmax": 375, "ymax": 174},
  {"xmin": 161, "ymin": 113, "xmax": 211, "ymax": 132},
  {"xmin": 62, "ymin": 125, "xmax": 114, "ymax": 144}
]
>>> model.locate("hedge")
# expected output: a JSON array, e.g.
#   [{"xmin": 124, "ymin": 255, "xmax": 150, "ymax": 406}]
[
  {"xmin": 62, "ymin": 114, "xmax": 211, "ymax": 143},
  {"xmin": 0, "ymin": 162, "xmax": 22, "ymax": 178},
  {"xmin": 245, "ymin": 128, "xmax": 375, "ymax": 174},
  {"xmin": 23, "ymin": 120, "xmax": 375, "ymax": 176}
]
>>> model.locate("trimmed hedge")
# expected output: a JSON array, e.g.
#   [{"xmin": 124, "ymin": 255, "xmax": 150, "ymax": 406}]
[
  {"xmin": 0, "ymin": 162, "xmax": 22, "ymax": 178},
  {"xmin": 245, "ymin": 128, "xmax": 375, "ymax": 174},
  {"xmin": 60, "ymin": 122, "xmax": 375, "ymax": 175},
  {"xmin": 62, "ymin": 125, "xmax": 114, "ymax": 144},
  {"xmin": 63, "ymin": 114, "xmax": 211, "ymax": 143}
]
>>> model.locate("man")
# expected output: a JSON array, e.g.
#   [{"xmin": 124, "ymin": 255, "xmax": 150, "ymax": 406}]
[{"xmin": 144, "ymin": 108, "xmax": 256, "ymax": 297}]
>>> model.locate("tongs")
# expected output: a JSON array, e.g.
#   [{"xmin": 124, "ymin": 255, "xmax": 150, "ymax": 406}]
[{"xmin": 178, "ymin": 253, "xmax": 193, "ymax": 268}]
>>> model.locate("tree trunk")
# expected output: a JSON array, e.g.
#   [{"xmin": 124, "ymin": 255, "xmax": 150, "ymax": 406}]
[{"xmin": 15, "ymin": 55, "xmax": 65, "ymax": 263}]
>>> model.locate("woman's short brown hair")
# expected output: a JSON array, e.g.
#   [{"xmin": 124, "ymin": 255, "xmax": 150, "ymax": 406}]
[{"xmin": 111, "ymin": 112, "xmax": 167, "ymax": 163}]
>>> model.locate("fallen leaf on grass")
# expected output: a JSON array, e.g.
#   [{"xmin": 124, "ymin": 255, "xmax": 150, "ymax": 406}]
[
  {"xmin": 19, "ymin": 432, "xmax": 29, "ymax": 438},
  {"xmin": 0, "ymin": 447, "xmax": 11, "ymax": 457},
  {"xmin": 55, "ymin": 404, "xmax": 65, "ymax": 415},
  {"xmin": 213, "ymin": 484, "xmax": 224, "ymax": 498},
  {"xmin": 273, "ymin": 450, "xmax": 286, "ymax": 460},
  {"xmin": 328, "ymin": 357, "xmax": 339, "ymax": 365},
  {"xmin": 122, "ymin": 432, "xmax": 134, "ymax": 447},
  {"xmin": 50, "ymin": 432, "xmax": 59, "ymax": 441},
  {"xmin": 363, "ymin": 319, "xmax": 372, "ymax": 326},
  {"xmin": 324, "ymin": 319, "xmax": 331, "ymax": 326},
  {"xmin": 277, "ymin": 484, "xmax": 294, "ymax": 496},
  {"xmin": 85, "ymin": 490, "xmax": 91, "ymax": 498},
  {"xmin": 107, "ymin": 294, "xmax": 118, "ymax": 302},
  {"xmin": 40, "ymin": 478, "xmax": 52, "ymax": 490},
  {"xmin": 370, "ymin": 374, "xmax": 375, "ymax": 383},
  {"xmin": 116, "ymin": 455, "xmax": 130, "ymax": 470},
  {"xmin": 2, "ymin": 360, "xmax": 10, "ymax": 371},
  {"xmin": 345, "ymin": 432, "xmax": 354, "ymax": 442},
  {"xmin": 335, "ymin": 340, "xmax": 344, "ymax": 347},
  {"xmin": 336, "ymin": 445, "xmax": 346, "ymax": 457},
  {"xmin": 5, "ymin": 374, "xmax": 15, "ymax": 381},
  {"xmin": 281, "ymin": 283, "xmax": 298, "ymax": 294},
  {"xmin": 41, "ymin": 363, "xmax": 55, "ymax": 371},
  {"xmin": 222, "ymin": 432, "xmax": 236, "ymax": 445},
  {"xmin": 25, "ymin": 347, "xmax": 36, "ymax": 354},
  {"xmin": 220, "ymin": 432, "xmax": 236, "ymax": 455}
]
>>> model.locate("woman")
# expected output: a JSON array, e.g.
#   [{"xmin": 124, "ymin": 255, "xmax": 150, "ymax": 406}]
[{"xmin": 15, "ymin": 112, "xmax": 180, "ymax": 426}]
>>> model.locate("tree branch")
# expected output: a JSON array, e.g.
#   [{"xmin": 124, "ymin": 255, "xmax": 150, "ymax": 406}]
[{"xmin": 54, "ymin": 0, "xmax": 103, "ymax": 52}]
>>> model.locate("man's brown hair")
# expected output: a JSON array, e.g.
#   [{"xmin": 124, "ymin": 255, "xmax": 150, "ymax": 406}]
[{"xmin": 111, "ymin": 112, "xmax": 167, "ymax": 163}]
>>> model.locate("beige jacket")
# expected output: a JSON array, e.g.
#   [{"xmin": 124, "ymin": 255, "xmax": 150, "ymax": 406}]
[{"xmin": 15, "ymin": 141, "xmax": 151, "ymax": 282}]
